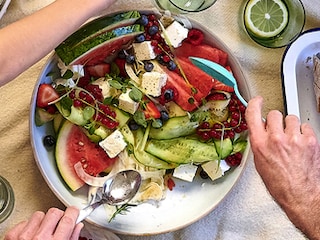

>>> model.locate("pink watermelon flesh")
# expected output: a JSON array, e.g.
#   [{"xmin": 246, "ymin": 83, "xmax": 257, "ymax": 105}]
[
  {"xmin": 71, "ymin": 33, "xmax": 140, "ymax": 66},
  {"xmin": 162, "ymin": 69, "xmax": 200, "ymax": 112},
  {"xmin": 176, "ymin": 57, "xmax": 215, "ymax": 100},
  {"xmin": 56, "ymin": 121, "xmax": 117, "ymax": 191},
  {"xmin": 174, "ymin": 42, "xmax": 228, "ymax": 67}
]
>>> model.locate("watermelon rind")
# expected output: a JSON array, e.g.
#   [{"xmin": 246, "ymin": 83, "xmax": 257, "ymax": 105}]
[
  {"xmin": 56, "ymin": 24, "xmax": 144, "ymax": 65},
  {"xmin": 56, "ymin": 121, "xmax": 85, "ymax": 191},
  {"xmin": 56, "ymin": 11, "xmax": 141, "ymax": 54}
]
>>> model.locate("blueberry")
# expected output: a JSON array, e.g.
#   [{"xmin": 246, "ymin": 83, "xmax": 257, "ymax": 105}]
[
  {"xmin": 148, "ymin": 25, "xmax": 159, "ymax": 36},
  {"xmin": 136, "ymin": 15, "xmax": 149, "ymax": 26},
  {"xmin": 199, "ymin": 169, "xmax": 209, "ymax": 179},
  {"xmin": 144, "ymin": 61, "xmax": 154, "ymax": 72},
  {"xmin": 125, "ymin": 54, "xmax": 135, "ymax": 64},
  {"xmin": 156, "ymin": 55, "xmax": 166, "ymax": 65},
  {"xmin": 135, "ymin": 34, "xmax": 146, "ymax": 43},
  {"xmin": 164, "ymin": 89, "xmax": 174, "ymax": 101},
  {"xmin": 160, "ymin": 110, "xmax": 169, "ymax": 122},
  {"xmin": 128, "ymin": 120, "xmax": 140, "ymax": 131},
  {"xmin": 43, "ymin": 135, "xmax": 56, "ymax": 148},
  {"xmin": 167, "ymin": 60, "xmax": 177, "ymax": 71}
]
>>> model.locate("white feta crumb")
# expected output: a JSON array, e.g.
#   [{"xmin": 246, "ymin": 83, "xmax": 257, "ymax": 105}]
[
  {"xmin": 99, "ymin": 130, "xmax": 127, "ymax": 158},
  {"xmin": 118, "ymin": 89, "xmax": 139, "ymax": 114},
  {"xmin": 173, "ymin": 164, "xmax": 198, "ymax": 182},
  {"xmin": 162, "ymin": 21, "xmax": 189, "ymax": 48},
  {"xmin": 141, "ymin": 72, "xmax": 167, "ymax": 97},
  {"xmin": 132, "ymin": 41, "xmax": 157, "ymax": 61}
]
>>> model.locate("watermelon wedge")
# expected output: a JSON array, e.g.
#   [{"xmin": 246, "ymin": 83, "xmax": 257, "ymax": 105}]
[
  {"xmin": 174, "ymin": 42, "xmax": 228, "ymax": 67},
  {"xmin": 56, "ymin": 121, "xmax": 117, "ymax": 191},
  {"xmin": 56, "ymin": 24, "xmax": 144, "ymax": 65},
  {"xmin": 56, "ymin": 11, "xmax": 141, "ymax": 57}
]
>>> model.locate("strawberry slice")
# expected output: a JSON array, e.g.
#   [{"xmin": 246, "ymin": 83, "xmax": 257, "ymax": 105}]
[
  {"xmin": 36, "ymin": 84, "xmax": 59, "ymax": 108},
  {"xmin": 143, "ymin": 100, "xmax": 161, "ymax": 119}
]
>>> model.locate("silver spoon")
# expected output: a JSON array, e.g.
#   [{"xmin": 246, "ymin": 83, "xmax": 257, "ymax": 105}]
[
  {"xmin": 189, "ymin": 57, "xmax": 247, "ymax": 106},
  {"xmin": 76, "ymin": 170, "xmax": 141, "ymax": 223}
]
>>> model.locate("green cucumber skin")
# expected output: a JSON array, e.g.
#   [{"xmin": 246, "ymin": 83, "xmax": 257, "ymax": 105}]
[
  {"xmin": 149, "ymin": 115, "xmax": 198, "ymax": 140},
  {"xmin": 134, "ymin": 149, "xmax": 177, "ymax": 170},
  {"xmin": 56, "ymin": 24, "xmax": 143, "ymax": 65},
  {"xmin": 214, "ymin": 138, "xmax": 233, "ymax": 159},
  {"xmin": 57, "ymin": 11, "xmax": 141, "ymax": 52},
  {"xmin": 145, "ymin": 138, "xmax": 219, "ymax": 164}
]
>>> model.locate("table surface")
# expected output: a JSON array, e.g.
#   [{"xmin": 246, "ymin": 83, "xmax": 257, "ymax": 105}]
[{"xmin": 0, "ymin": 0, "xmax": 318, "ymax": 239}]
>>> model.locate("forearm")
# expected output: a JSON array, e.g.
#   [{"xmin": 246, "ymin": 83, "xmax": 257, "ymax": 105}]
[
  {"xmin": 0, "ymin": 0, "xmax": 116, "ymax": 86},
  {"xmin": 274, "ymin": 184, "xmax": 320, "ymax": 240}
]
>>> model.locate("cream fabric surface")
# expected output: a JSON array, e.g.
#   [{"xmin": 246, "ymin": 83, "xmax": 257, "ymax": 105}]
[{"xmin": 0, "ymin": 0, "xmax": 319, "ymax": 239}]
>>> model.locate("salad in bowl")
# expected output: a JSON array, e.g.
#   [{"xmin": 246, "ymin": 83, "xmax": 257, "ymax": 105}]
[{"xmin": 31, "ymin": 10, "xmax": 251, "ymax": 235}]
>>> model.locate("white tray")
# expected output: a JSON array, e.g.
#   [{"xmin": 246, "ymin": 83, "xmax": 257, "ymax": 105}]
[{"xmin": 282, "ymin": 28, "xmax": 320, "ymax": 137}]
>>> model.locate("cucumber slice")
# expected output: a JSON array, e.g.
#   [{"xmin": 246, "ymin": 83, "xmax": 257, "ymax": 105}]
[
  {"xmin": 133, "ymin": 128, "xmax": 176, "ymax": 169},
  {"xmin": 214, "ymin": 138, "xmax": 233, "ymax": 159},
  {"xmin": 145, "ymin": 138, "xmax": 219, "ymax": 164},
  {"xmin": 149, "ymin": 115, "xmax": 198, "ymax": 140}
]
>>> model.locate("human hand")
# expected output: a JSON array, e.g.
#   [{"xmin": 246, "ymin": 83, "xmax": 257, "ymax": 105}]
[
  {"xmin": 4, "ymin": 207, "xmax": 83, "ymax": 240},
  {"xmin": 245, "ymin": 96, "xmax": 320, "ymax": 239}
]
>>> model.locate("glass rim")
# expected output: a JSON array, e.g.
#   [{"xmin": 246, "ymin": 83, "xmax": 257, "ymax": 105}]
[{"xmin": 168, "ymin": 0, "xmax": 217, "ymax": 13}]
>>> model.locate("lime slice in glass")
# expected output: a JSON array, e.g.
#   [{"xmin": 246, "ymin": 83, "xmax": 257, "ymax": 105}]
[
  {"xmin": 170, "ymin": 0, "xmax": 205, "ymax": 11},
  {"xmin": 244, "ymin": 0, "xmax": 289, "ymax": 38}
]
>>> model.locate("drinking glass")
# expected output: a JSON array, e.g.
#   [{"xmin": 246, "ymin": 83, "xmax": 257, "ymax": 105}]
[
  {"xmin": 241, "ymin": 0, "xmax": 305, "ymax": 48},
  {"xmin": 153, "ymin": 0, "xmax": 217, "ymax": 14},
  {"xmin": 0, "ymin": 175, "xmax": 15, "ymax": 223}
]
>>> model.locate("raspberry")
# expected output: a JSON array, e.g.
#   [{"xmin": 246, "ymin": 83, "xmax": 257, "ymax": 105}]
[{"xmin": 186, "ymin": 28, "xmax": 204, "ymax": 45}]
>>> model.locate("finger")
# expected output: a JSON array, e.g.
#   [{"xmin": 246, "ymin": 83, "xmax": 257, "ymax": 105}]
[
  {"xmin": 14, "ymin": 211, "xmax": 45, "ymax": 239},
  {"xmin": 53, "ymin": 206, "xmax": 80, "ymax": 239},
  {"xmin": 265, "ymin": 110, "xmax": 284, "ymax": 134},
  {"xmin": 70, "ymin": 222, "xmax": 84, "ymax": 240},
  {"xmin": 4, "ymin": 221, "xmax": 28, "ymax": 240},
  {"xmin": 284, "ymin": 115, "xmax": 301, "ymax": 134},
  {"xmin": 35, "ymin": 208, "xmax": 64, "ymax": 237},
  {"xmin": 245, "ymin": 96, "xmax": 265, "ymax": 135},
  {"xmin": 301, "ymin": 123, "xmax": 317, "ymax": 138}
]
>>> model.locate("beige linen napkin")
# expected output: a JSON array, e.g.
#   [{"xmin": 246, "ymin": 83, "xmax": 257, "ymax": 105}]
[{"xmin": 0, "ymin": 0, "xmax": 318, "ymax": 239}]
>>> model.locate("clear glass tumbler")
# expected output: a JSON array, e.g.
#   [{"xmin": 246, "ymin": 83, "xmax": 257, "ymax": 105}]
[
  {"xmin": 153, "ymin": 0, "xmax": 217, "ymax": 14},
  {"xmin": 0, "ymin": 175, "xmax": 15, "ymax": 223},
  {"xmin": 241, "ymin": 0, "xmax": 305, "ymax": 48}
]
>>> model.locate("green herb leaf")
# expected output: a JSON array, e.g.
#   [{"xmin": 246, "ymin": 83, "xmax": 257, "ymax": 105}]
[
  {"xmin": 129, "ymin": 87, "xmax": 143, "ymax": 102},
  {"xmin": 133, "ymin": 111, "xmax": 147, "ymax": 128},
  {"xmin": 62, "ymin": 69, "xmax": 74, "ymax": 79},
  {"xmin": 60, "ymin": 96, "xmax": 73, "ymax": 111},
  {"xmin": 109, "ymin": 80, "xmax": 123, "ymax": 90}
]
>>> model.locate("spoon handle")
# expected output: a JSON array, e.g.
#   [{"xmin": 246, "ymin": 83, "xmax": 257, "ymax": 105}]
[
  {"xmin": 234, "ymin": 86, "xmax": 247, "ymax": 107},
  {"xmin": 76, "ymin": 201, "xmax": 102, "ymax": 224}
]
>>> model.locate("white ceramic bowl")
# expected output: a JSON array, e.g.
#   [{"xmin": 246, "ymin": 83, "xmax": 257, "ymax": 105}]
[{"xmin": 30, "ymin": 11, "xmax": 251, "ymax": 236}]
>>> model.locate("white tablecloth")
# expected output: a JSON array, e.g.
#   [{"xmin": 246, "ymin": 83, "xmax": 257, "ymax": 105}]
[{"xmin": 0, "ymin": 0, "xmax": 318, "ymax": 239}]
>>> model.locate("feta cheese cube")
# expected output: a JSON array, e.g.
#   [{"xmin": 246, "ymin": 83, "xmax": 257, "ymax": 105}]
[
  {"xmin": 173, "ymin": 164, "xmax": 198, "ymax": 182},
  {"xmin": 99, "ymin": 130, "xmax": 127, "ymax": 158},
  {"xmin": 141, "ymin": 72, "xmax": 167, "ymax": 97},
  {"xmin": 201, "ymin": 160, "xmax": 230, "ymax": 181},
  {"xmin": 162, "ymin": 21, "xmax": 189, "ymax": 48},
  {"xmin": 118, "ymin": 89, "xmax": 139, "ymax": 114},
  {"xmin": 132, "ymin": 41, "xmax": 157, "ymax": 61}
]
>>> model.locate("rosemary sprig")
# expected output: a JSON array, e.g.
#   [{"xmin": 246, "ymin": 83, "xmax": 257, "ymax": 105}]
[{"xmin": 109, "ymin": 203, "xmax": 137, "ymax": 222}]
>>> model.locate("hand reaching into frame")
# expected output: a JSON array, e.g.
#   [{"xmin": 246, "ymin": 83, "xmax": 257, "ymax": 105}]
[
  {"xmin": 245, "ymin": 96, "xmax": 320, "ymax": 240},
  {"xmin": 4, "ymin": 207, "xmax": 83, "ymax": 240}
]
